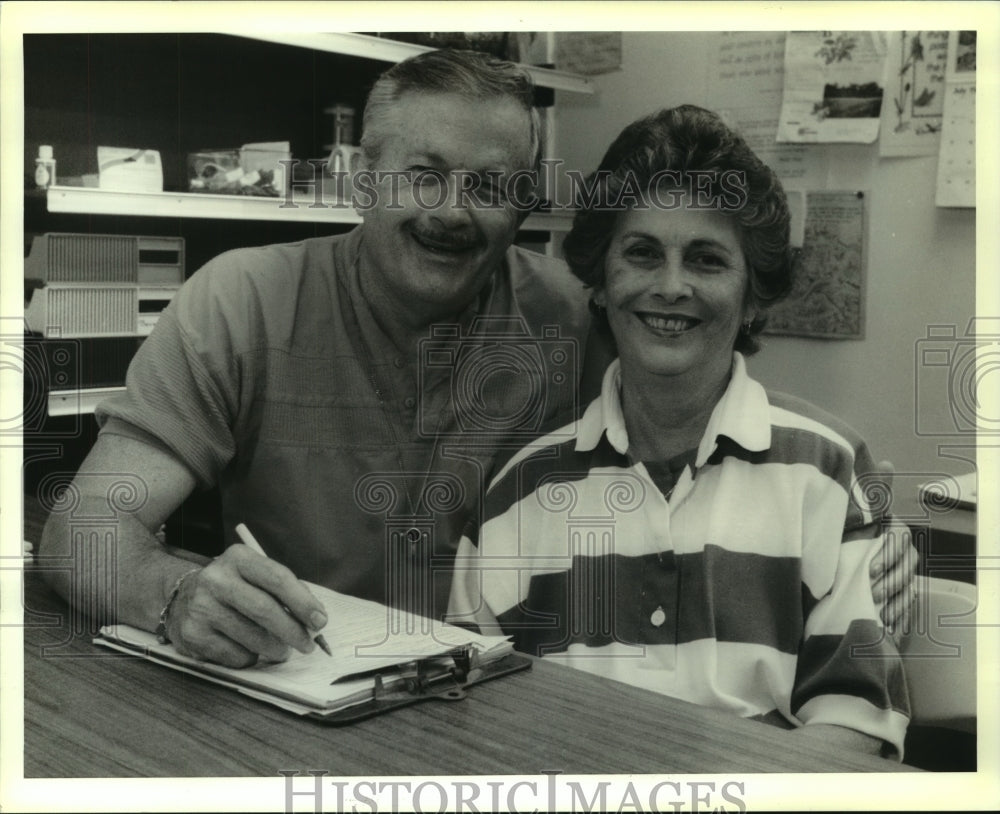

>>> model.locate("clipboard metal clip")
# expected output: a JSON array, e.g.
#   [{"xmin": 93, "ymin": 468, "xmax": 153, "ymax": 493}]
[
  {"xmin": 315, "ymin": 649, "xmax": 530, "ymax": 725},
  {"xmin": 374, "ymin": 647, "xmax": 482, "ymax": 704}
]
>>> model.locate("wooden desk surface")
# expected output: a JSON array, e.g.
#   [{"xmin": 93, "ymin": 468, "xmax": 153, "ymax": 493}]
[
  {"xmin": 893, "ymin": 494, "xmax": 977, "ymax": 584},
  {"xmin": 18, "ymin": 567, "xmax": 914, "ymax": 778}
]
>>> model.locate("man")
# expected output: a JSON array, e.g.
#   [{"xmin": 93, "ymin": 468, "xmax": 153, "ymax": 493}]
[{"xmin": 41, "ymin": 49, "xmax": 914, "ymax": 668}]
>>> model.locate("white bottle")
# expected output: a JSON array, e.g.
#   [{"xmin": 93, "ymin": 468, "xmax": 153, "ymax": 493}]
[{"xmin": 35, "ymin": 145, "xmax": 56, "ymax": 189}]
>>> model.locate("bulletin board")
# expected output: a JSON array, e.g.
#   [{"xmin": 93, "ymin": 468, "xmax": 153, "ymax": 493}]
[{"xmin": 707, "ymin": 29, "xmax": 975, "ymax": 340}]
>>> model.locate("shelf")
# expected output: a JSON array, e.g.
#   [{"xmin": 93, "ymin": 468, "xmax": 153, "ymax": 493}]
[
  {"xmin": 230, "ymin": 32, "xmax": 594, "ymax": 94},
  {"xmin": 46, "ymin": 186, "xmax": 576, "ymax": 232},
  {"xmin": 48, "ymin": 386, "xmax": 126, "ymax": 417},
  {"xmin": 47, "ymin": 187, "xmax": 361, "ymax": 224}
]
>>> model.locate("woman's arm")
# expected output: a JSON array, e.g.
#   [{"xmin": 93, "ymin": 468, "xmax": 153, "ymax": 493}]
[
  {"xmin": 791, "ymin": 441, "xmax": 912, "ymax": 759},
  {"xmin": 445, "ymin": 535, "xmax": 506, "ymax": 636},
  {"xmin": 790, "ymin": 723, "xmax": 885, "ymax": 756}
]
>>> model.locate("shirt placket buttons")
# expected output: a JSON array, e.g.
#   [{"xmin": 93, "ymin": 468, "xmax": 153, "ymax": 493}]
[{"xmin": 650, "ymin": 605, "xmax": 666, "ymax": 627}]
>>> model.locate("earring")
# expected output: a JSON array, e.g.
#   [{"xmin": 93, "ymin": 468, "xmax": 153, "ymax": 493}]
[
  {"xmin": 588, "ymin": 299, "xmax": 606, "ymax": 317},
  {"xmin": 741, "ymin": 318, "xmax": 754, "ymax": 334}
]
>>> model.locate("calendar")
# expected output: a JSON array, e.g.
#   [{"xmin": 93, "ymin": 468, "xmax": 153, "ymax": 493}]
[{"xmin": 935, "ymin": 31, "xmax": 976, "ymax": 208}]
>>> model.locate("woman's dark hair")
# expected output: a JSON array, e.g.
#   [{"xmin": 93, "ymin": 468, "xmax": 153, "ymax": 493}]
[{"xmin": 562, "ymin": 105, "xmax": 795, "ymax": 355}]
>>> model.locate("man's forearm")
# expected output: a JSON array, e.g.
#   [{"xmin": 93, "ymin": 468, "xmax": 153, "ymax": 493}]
[{"xmin": 40, "ymin": 499, "xmax": 202, "ymax": 633}]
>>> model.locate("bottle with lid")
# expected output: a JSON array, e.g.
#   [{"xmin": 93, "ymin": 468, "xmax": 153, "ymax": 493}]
[
  {"xmin": 323, "ymin": 105, "xmax": 361, "ymax": 202},
  {"xmin": 34, "ymin": 145, "xmax": 56, "ymax": 189}
]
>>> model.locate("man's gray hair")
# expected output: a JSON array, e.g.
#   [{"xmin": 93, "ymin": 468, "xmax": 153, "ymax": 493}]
[{"xmin": 360, "ymin": 48, "xmax": 541, "ymax": 171}]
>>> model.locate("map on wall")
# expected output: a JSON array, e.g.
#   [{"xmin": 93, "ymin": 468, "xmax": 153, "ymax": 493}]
[{"xmin": 765, "ymin": 191, "xmax": 866, "ymax": 339}]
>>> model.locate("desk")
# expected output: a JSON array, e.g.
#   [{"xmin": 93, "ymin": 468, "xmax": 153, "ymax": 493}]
[
  {"xmin": 18, "ymin": 568, "xmax": 914, "ymax": 777},
  {"xmin": 893, "ymin": 495, "xmax": 977, "ymax": 585}
]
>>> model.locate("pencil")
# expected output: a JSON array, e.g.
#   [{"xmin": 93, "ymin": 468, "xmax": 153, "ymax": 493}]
[{"xmin": 234, "ymin": 523, "xmax": 332, "ymax": 657}]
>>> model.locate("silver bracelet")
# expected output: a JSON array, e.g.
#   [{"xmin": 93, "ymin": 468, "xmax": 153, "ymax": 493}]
[{"xmin": 154, "ymin": 567, "xmax": 201, "ymax": 645}]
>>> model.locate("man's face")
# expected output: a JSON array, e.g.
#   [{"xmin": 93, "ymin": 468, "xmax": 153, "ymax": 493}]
[{"xmin": 358, "ymin": 91, "xmax": 535, "ymax": 324}]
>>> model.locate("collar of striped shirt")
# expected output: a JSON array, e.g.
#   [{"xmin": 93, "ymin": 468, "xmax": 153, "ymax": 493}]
[{"xmin": 576, "ymin": 352, "xmax": 773, "ymax": 470}]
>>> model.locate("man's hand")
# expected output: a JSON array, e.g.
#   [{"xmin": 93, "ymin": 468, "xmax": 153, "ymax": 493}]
[
  {"xmin": 164, "ymin": 546, "xmax": 329, "ymax": 668},
  {"xmin": 868, "ymin": 460, "xmax": 919, "ymax": 637}
]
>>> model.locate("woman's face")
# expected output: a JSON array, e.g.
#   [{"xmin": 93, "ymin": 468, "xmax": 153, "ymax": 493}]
[{"xmin": 595, "ymin": 199, "xmax": 753, "ymax": 386}]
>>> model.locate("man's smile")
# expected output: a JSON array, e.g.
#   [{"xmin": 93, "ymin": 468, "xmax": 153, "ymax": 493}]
[{"xmin": 410, "ymin": 228, "xmax": 480, "ymax": 255}]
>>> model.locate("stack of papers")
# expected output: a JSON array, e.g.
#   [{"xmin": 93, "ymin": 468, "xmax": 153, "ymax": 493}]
[{"xmin": 94, "ymin": 581, "xmax": 513, "ymax": 717}]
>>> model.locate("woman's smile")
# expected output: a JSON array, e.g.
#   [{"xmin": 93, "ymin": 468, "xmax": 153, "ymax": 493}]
[{"xmin": 634, "ymin": 311, "xmax": 702, "ymax": 335}]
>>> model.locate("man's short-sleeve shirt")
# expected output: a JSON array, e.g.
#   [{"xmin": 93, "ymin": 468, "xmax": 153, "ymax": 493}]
[{"xmin": 96, "ymin": 226, "xmax": 591, "ymax": 619}]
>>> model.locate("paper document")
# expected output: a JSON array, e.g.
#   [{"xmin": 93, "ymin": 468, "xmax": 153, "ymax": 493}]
[
  {"xmin": 879, "ymin": 31, "xmax": 948, "ymax": 158},
  {"xmin": 935, "ymin": 31, "xmax": 976, "ymax": 208},
  {"xmin": 94, "ymin": 581, "xmax": 513, "ymax": 714},
  {"xmin": 777, "ymin": 32, "xmax": 889, "ymax": 143}
]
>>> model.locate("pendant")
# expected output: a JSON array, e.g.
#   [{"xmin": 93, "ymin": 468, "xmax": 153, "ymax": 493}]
[{"xmin": 650, "ymin": 605, "xmax": 666, "ymax": 627}]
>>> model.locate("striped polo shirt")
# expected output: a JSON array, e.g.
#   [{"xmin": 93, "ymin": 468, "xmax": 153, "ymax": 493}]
[{"xmin": 448, "ymin": 354, "xmax": 910, "ymax": 756}]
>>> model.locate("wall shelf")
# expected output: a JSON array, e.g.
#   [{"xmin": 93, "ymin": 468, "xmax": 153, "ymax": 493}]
[
  {"xmin": 48, "ymin": 387, "xmax": 127, "ymax": 417},
  {"xmin": 46, "ymin": 186, "xmax": 577, "ymax": 232},
  {"xmin": 30, "ymin": 32, "xmax": 580, "ymax": 423},
  {"xmin": 231, "ymin": 32, "xmax": 594, "ymax": 94}
]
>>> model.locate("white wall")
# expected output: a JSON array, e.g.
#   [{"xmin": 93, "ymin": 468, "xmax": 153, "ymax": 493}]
[{"xmin": 553, "ymin": 32, "xmax": 977, "ymax": 480}]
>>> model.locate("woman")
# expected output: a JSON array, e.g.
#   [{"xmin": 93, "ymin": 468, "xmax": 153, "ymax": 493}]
[{"xmin": 448, "ymin": 105, "xmax": 909, "ymax": 758}]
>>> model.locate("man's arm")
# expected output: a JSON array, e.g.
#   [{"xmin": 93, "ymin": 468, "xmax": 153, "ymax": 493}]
[
  {"xmin": 40, "ymin": 434, "xmax": 327, "ymax": 667},
  {"xmin": 867, "ymin": 460, "xmax": 919, "ymax": 636}
]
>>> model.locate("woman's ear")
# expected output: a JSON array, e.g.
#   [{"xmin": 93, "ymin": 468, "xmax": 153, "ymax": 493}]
[{"xmin": 741, "ymin": 292, "xmax": 760, "ymax": 326}]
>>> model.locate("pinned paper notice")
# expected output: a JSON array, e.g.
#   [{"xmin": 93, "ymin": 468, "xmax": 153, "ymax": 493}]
[{"xmin": 777, "ymin": 32, "xmax": 889, "ymax": 144}]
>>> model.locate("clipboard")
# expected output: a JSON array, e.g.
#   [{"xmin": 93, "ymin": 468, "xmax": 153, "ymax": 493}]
[
  {"xmin": 312, "ymin": 650, "xmax": 532, "ymax": 725},
  {"xmin": 94, "ymin": 574, "xmax": 529, "ymax": 725}
]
